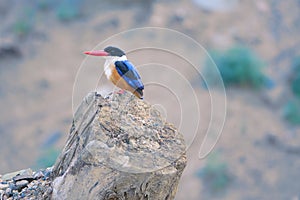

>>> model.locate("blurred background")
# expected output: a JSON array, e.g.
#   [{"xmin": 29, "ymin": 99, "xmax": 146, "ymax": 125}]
[{"xmin": 0, "ymin": 0, "xmax": 300, "ymax": 199}]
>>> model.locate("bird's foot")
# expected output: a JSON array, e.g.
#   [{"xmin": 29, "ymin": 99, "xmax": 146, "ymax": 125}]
[{"xmin": 115, "ymin": 89, "xmax": 125, "ymax": 94}]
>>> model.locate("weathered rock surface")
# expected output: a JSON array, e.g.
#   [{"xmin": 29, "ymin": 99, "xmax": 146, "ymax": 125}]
[
  {"xmin": 52, "ymin": 91, "xmax": 187, "ymax": 200},
  {"xmin": 0, "ymin": 91, "xmax": 186, "ymax": 200},
  {"xmin": 0, "ymin": 167, "xmax": 52, "ymax": 199}
]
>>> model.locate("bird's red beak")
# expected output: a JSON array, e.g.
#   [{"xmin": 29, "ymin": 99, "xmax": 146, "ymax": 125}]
[{"xmin": 84, "ymin": 50, "xmax": 109, "ymax": 56}]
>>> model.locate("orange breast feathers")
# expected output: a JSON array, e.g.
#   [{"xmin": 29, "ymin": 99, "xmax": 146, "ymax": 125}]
[{"xmin": 108, "ymin": 64, "xmax": 142, "ymax": 98}]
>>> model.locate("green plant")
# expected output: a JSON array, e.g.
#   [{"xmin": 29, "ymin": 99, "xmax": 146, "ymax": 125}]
[
  {"xmin": 204, "ymin": 46, "xmax": 266, "ymax": 88},
  {"xmin": 13, "ymin": 21, "xmax": 31, "ymax": 36},
  {"xmin": 36, "ymin": 147, "xmax": 60, "ymax": 169},
  {"xmin": 290, "ymin": 56, "xmax": 300, "ymax": 98},
  {"xmin": 56, "ymin": 0, "xmax": 82, "ymax": 21},
  {"xmin": 283, "ymin": 99, "xmax": 300, "ymax": 125},
  {"xmin": 197, "ymin": 152, "xmax": 231, "ymax": 192},
  {"xmin": 13, "ymin": 8, "xmax": 35, "ymax": 37},
  {"xmin": 292, "ymin": 74, "xmax": 300, "ymax": 97}
]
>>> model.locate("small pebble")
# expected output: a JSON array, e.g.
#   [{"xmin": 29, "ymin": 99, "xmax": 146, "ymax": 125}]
[
  {"xmin": 0, "ymin": 183, "xmax": 9, "ymax": 190},
  {"xmin": 5, "ymin": 187, "xmax": 12, "ymax": 196},
  {"xmin": 46, "ymin": 187, "xmax": 52, "ymax": 194},
  {"xmin": 33, "ymin": 171, "xmax": 44, "ymax": 179},
  {"xmin": 2, "ymin": 194, "xmax": 7, "ymax": 200},
  {"xmin": 13, "ymin": 174, "xmax": 34, "ymax": 183},
  {"xmin": 20, "ymin": 192, "xmax": 26, "ymax": 198},
  {"xmin": 9, "ymin": 183, "xmax": 17, "ymax": 191},
  {"xmin": 15, "ymin": 180, "xmax": 29, "ymax": 191},
  {"xmin": 43, "ymin": 171, "xmax": 51, "ymax": 179}
]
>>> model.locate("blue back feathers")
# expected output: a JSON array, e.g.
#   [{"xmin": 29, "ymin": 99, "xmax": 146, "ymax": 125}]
[{"xmin": 115, "ymin": 60, "xmax": 144, "ymax": 91}]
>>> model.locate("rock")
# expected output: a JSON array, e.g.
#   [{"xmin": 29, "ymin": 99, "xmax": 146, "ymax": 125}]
[
  {"xmin": 1, "ymin": 169, "xmax": 31, "ymax": 181},
  {"xmin": 0, "ymin": 167, "xmax": 52, "ymax": 199},
  {"xmin": 0, "ymin": 92, "xmax": 186, "ymax": 199},
  {"xmin": 5, "ymin": 187, "xmax": 11, "ymax": 196},
  {"xmin": 0, "ymin": 190, "xmax": 5, "ymax": 198},
  {"xmin": 43, "ymin": 167, "xmax": 52, "ymax": 179},
  {"xmin": 33, "ymin": 171, "xmax": 44, "ymax": 179},
  {"xmin": 9, "ymin": 183, "xmax": 17, "ymax": 191},
  {"xmin": 20, "ymin": 192, "xmax": 26, "ymax": 198},
  {"xmin": 15, "ymin": 180, "xmax": 28, "ymax": 191},
  {"xmin": 13, "ymin": 174, "xmax": 34, "ymax": 183},
  {"xmin": 52, "ymin": 91, "xmax": 187, "ymax": 200},
  {"xmin": 0, "ymin": 183, "xmax": 9, "ymax": 190}
]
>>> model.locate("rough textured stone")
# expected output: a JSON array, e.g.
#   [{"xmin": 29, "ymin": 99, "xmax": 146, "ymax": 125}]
[
  {"xmin": 0, "ymin": 167, "xmax": 52, "ymax": 200},
  {"xmin": 0, "ymin": 183, "xmax": 9, "ymax": 190},
  {"xmin": 13, "ymin": 174, "xmax": 34, "ymax": 183},
  {"xmin": 1, "ymin": 169, "xmax": 32, "ymax": 181},
  {"xmin": 15, "ymin": 180, "xmax": 28, "ymax": 191},
  {"xmin": 52, "ymin": 91, "xmax": 187, "ymax": 200}
]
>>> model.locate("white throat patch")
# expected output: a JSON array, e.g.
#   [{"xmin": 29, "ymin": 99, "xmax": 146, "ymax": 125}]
[{"xmin": 104, "ymin": 55, "xmax": 127, "ymax": 79}]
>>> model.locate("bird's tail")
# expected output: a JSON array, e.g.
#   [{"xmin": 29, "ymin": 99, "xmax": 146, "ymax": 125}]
[{"xmin": 133, "ymin": 88, "xmax": 143, "ymax": 99}]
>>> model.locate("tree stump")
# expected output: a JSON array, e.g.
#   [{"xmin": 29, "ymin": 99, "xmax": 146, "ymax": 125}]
[{"xmin": 51, "ymin": 91, "xmax": 187, "ymax": 200}]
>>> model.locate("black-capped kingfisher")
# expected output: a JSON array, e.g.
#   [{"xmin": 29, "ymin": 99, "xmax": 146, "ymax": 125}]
[{"xmin": 84, "ymin": 46, "xmax": 144, "ymax": 99}]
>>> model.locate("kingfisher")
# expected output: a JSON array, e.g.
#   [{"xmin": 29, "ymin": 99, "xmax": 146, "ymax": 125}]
[{"xmin": 84, "ymin": 46, "xmax": 144, "ymax": 99}]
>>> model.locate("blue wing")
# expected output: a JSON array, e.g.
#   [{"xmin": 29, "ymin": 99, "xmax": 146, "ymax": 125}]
[{"xmin": 115, "ymin": 60, "xmax": 144, "ymax": 93}]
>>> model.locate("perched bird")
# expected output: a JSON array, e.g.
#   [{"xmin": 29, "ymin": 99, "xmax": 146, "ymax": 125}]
[{"xmin": 84, "ymin": 46, "xmax": 144, "ymax": 99}]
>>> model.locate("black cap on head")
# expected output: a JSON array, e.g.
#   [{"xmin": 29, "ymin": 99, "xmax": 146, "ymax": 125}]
[{"xmin": 104, "ymin": 46, "xmax": 125, "ymax": 57}]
